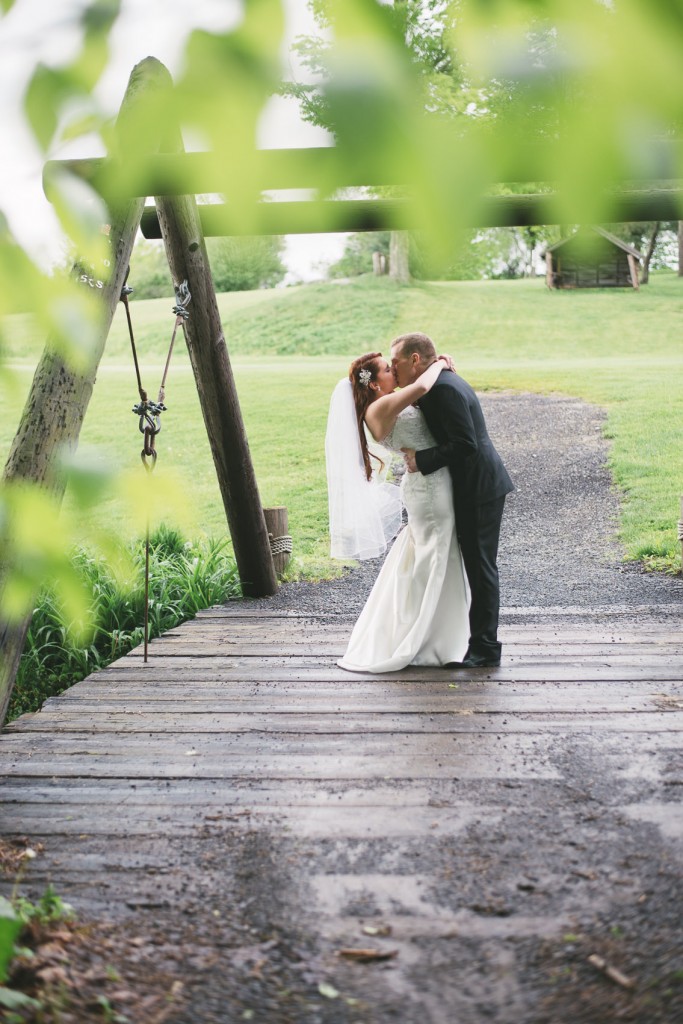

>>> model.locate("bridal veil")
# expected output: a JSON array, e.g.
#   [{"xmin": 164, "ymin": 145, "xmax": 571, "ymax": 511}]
[{"xmin": 325, "ymin": 378, "xmax": 402, "ymax": 560}]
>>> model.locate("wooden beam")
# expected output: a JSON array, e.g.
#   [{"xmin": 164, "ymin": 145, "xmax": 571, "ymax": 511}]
[
  {"xmin": 44, "ymin": 137, "xmax": 683, "ymax": 198},
  {"xmin": 138, "ymin": 188, "xmax": 683, "ymax": 238},
  {"xmin": 152, "ymin": 149, "xmax": 278, "ymax": 598},
  {"xmin": 0, "ymin": 58, "xmax": 175, "ymax": 727}
]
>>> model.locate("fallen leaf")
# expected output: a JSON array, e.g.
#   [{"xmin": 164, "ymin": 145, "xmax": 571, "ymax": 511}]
[
  {"xmin": 337, "ymin": 948, "xmax": 398, "ymax": 962},
  {"xmin": 587, "ymin": 953, "xmax": 635, "ymax": 990},
  {"xmin": 362, "ymin": 924, "xmax": 392, "ymax": 937},
  {"xmin": 318, "ymin": 982, "xmax": 340, "ymax": 999},
  {"xmin": 37, "ymin": 965, "xmax": 70, "ymax": 985}
]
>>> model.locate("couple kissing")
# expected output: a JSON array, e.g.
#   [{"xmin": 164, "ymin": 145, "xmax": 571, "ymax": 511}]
[{"xmin": 325, "ymin": 332, "xmax": 513, "ymax": 672}]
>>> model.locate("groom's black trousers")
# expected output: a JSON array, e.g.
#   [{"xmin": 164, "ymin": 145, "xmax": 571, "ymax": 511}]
[{"xmin": 455, "ymin": 495, "xmax": 506, "ymax": 659}]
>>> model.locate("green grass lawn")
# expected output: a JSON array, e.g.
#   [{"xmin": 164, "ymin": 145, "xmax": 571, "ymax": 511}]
[{"xmin": 2, "ymin": 272, "xmax": 682, "ymax": 574}]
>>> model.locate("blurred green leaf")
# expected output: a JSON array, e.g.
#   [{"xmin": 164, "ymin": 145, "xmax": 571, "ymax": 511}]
[
  {"xmin": 117, "ymin": 466, "xmax": 192, "ymax": 537},
  {"xmin": 173, "ymin": 1, "xmax": 285, "ymax": 228},
  {"xmin": 44, "ymin": 282, "xmax": 103, "ymax": 374},
  {"xmin": 24, "ymin": 64, "xmax": 76, "ymax": 152},
  {"xmin": 58, "ymin": 447, "xmax": 115, "ymax": 509},
  {"xmin": 70, "ymin": 0, "xmax": 121, "ymax": 93},
  {"xmin": 1, "ymin": 484, "xmax": 76, "ymax": 624},
  {"xmin": 0, "ymin": 898, "xmax": 20, "ymax": 984},
  {"xmin": 44, "ymin": 169, "xmax": 110, "ymax": 270},
  {"xmin": 0, "ymin": 0, "xmax": 16, "ymax": 13},
  {"xmin": 23, "ymin": 2, "xmax": 120, "ymax": 153}
]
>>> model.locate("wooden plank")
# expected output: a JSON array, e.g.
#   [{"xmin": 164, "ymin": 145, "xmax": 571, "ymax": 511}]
[
  {"xmin": 0, "ymin": 776, "xmax": 548, "ymax": 805},
  {"xmin": 162, "ymin": 622, "xmax": 683, "ymax": 643},
  {"xmin": 140, "ymin": 639, "xmax": 683, "ymax": 658},
  {"xmin": 0, "ymin": 800, "xmax": 544, "ymax": 839},
  {"xmin": 80, "ymin": 660, "xmax": 683, "ymax": 681},
  {"xmin": 4, "ymin": 712, "xmax": 680, "ymax": 736},
  {"xmin": 38, "ymin": 678, "xmax": 683, "ymax": 702},
  {"xmin": 28, "ymin": 696, "xmax": 681, "ymax": 720},
  {"xmin": 0, "ymin": 729, "xmax": 675, "ymax": 771}
]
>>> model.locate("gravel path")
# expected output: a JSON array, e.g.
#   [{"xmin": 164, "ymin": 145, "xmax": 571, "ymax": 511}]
[{"xmin": 242, "ymin": 392, "xmax": 682, "ymax": 619}]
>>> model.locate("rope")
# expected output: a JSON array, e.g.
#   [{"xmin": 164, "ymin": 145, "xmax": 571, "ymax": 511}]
[
  {"xmin": 678, "ymin": 520, "xmax": 683, "ymax": 542},
  {"xmin": 269, "ymin": 534, "xmax": 293, "ymax": 556},
  {"xmin": 119, "ymin": 274, "xmax": 192, "ymax": 662}
]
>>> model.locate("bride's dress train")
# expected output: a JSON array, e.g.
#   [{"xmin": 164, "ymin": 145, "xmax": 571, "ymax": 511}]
[{"xmin": 338, "ymin": 406, "xmax": 469, "ymax": 673}]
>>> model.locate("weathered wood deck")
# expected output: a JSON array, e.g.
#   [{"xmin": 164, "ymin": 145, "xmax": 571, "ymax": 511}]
[{"xmin": 1, "ymin": 607, "xmax": 682, "ymax": 1021}]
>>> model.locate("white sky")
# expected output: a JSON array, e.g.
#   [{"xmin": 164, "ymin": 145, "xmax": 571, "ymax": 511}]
[{"xmin": 0, "ymin": 0, "xmax": 347, "ymax": 281}]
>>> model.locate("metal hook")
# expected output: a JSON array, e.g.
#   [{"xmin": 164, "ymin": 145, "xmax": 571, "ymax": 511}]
[{"xmin": 172, "ymin": 279, "xmax": 192, "ymax": 319}]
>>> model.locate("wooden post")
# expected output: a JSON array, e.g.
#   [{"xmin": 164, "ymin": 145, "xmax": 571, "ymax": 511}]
[
  {"xmin": 153, "ymin": 152, "xmax": 277, "ymax": 598},
  {"xmin": 626, "ymin": 253, "xmax": 640, "ymax": 291},
  {"xmin": 0, "ymin": 58, "xmax": 174, "ymax": 725},
  {"xmin": 545, "ymin": 250, "xmax": 554, "ymax": 289},
  {"xmin": 263, "ymin": 506, "xmax": 292, "ymax": 578}
]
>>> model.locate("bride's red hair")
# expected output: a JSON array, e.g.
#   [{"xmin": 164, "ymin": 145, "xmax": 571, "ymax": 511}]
[{"xmin": 349, "ymin": 352, "xmax": 384, "ymax": 482}]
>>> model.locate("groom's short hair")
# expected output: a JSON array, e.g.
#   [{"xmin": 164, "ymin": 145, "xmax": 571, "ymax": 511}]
[{"xmin": 392, "ymin": 332, "xmax": 437, "ymax": 363}]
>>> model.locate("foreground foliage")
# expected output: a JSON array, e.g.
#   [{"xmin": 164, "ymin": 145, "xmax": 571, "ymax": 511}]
[{"xmin": 8, "ymin": 527, "xmax": 240, "ymax": 723}]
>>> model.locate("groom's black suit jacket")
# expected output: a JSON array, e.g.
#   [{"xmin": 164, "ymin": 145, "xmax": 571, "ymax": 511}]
[{"xmin": 415, "ymin": 369, "xmax": 513, "ymax": 509}]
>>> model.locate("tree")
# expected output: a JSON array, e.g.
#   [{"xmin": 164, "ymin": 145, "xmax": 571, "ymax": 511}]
[
  {"xmin": 389, "ymin": 231, "xmax": 411, "ymax": 283},
  {"xmin": 603, "ymin": 222, "xmax": 678, "ymax": 284},
  {"xmin": 287, "ymin": 1, "xmax": 465, "ymax": 281},
  {"xmin": 128, "ymin": 238, "xmax": 172, "ymax": 299},
  {"xmin": 327, "ymin": 231, "xmax": 390, "ymax": 278},
  {"xmin": 206, "ymin": 236, "xmax": 286, "ymax": 292},
  {"xmin": 639, "ymin": 223, "xmax": 660, "ymax": 285}
]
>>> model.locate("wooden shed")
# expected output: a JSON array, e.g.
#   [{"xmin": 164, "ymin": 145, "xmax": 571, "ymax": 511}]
[{"xmin": 545, "ymin": 227, "xmax": 641, "ymax": 290}]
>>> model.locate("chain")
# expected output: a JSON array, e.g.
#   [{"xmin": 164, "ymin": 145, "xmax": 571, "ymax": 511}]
[{"xmin": 119, "ymin": 274, "xmax": 192, "ymax": 662}]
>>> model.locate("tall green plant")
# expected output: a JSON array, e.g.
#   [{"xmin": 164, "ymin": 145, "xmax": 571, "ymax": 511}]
[{"xmin": 8, "ymin": 527, "xmax": 241, "ymax": 722}]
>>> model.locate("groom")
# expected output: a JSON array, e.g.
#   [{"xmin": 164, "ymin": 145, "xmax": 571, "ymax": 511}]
[{"xmin": 391, "ymin": 332, "xmax": 513, "ymax": 669}]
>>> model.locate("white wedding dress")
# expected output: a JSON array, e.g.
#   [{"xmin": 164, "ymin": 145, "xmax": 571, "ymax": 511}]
[{"xmin": 338, "ymin": 406, "xmax": 470, "ymax": 673}]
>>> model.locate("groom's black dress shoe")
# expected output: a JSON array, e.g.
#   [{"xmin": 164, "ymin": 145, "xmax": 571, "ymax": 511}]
[{"xmin": 446, "ymin": 655, "xmax": 501, "ymax": 669}]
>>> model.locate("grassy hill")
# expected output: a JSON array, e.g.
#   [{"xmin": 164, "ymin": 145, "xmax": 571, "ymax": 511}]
[{"xmin": 3, "ymin": 273, "xmax": 682, "ymax": 574}]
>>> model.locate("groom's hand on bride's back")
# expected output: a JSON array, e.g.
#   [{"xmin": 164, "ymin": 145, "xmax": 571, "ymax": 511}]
[{"xmin": 401, "ymin": 447, "xmax": 418, "ymax": 473}]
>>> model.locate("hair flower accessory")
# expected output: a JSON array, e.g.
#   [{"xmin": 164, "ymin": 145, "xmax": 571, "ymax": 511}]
[{"xmin": 358, "ymin": 367, "xmax": 372, "ymax": 387}]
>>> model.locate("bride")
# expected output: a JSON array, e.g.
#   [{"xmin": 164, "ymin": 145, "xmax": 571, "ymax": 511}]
[{"xmin": 326, "ymin": 351, "xmax": 469, "ymax": 673}]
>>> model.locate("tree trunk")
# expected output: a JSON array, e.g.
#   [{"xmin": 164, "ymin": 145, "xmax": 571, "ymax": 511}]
[
  {"xmin": 389, "ymin": 231, "xmax": 411, "ymax": 283},
  {"xmin": 0, "ymin": 58, "xmax": 174, "ymax": 727},
  {"xmin": 639, "ymin": 221, "xmax": 660, "ymax": 285},
  {"xmin": 678, "ymin": 221, "xmax": 683, "ymax": 276}
]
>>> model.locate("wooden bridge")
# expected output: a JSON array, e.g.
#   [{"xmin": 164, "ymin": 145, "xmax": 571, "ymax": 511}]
[{"xmin": 1, "ymin": 606, "xmax": 682, "ymax": 1021}]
